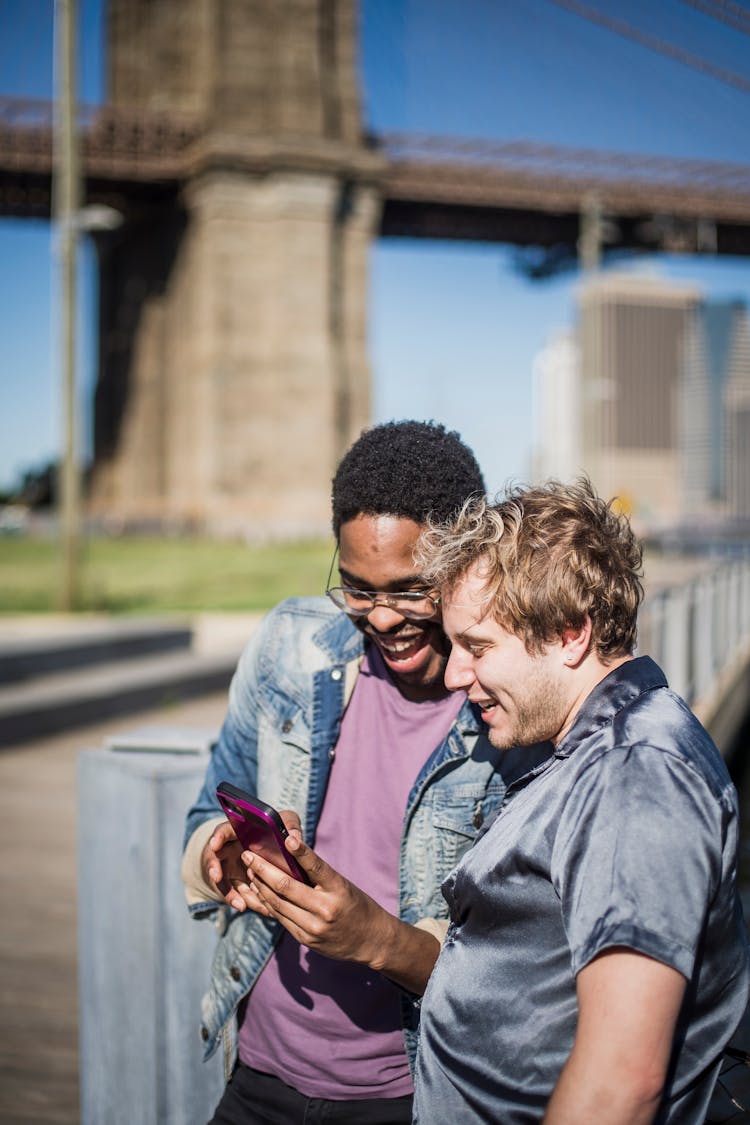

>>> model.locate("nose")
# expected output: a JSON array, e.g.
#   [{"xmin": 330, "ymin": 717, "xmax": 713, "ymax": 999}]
[
  {"xmin": 365, "ymin": 602, "xmax": 409, "ymax": 633},
  {"xmin": 444, "ymin": 646, "xmax": 474, "ymax": 692}
]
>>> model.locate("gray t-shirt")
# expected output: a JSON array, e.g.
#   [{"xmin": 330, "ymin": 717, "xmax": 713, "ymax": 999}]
[{"xmin": 413, "ymin": 657, "xmax": 750, "ymax": 1125}]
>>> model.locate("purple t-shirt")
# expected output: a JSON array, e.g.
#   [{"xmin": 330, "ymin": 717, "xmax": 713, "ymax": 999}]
[{"xmin": 238, "ymin": 645, "xmax": 464, "ymax": 1099}]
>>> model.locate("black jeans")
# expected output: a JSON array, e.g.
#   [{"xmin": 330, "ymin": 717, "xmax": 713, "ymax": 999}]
[{"xmin": 208, "ymin": 1062, "xmax": 413, "ymax": 1125}]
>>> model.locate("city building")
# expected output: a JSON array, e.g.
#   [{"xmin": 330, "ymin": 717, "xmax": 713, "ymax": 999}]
[
  {"xmin": 578, "ymin": 272, "xmax": 701, "ymax": 529},
  {"xmin": 532, "ymin": 272, "xmax": 750, "ymax": 533},
  {"xmin": 531, "ymin": 330, "xmax": 581, "ymax": 483},
  {"xmin": 722, "ymin": 303, "xmax": 750, "ymax": 522}
]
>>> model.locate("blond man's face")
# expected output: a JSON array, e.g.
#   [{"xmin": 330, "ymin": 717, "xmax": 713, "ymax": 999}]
[{"xmin": 441, "ymin": 563, "xmax": 570, "ymax": 748}]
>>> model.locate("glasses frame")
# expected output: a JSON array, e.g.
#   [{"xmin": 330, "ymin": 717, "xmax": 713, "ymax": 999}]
[{"xmin": 324, "ymin": 546, "xmax": 441, "ymax": 621}]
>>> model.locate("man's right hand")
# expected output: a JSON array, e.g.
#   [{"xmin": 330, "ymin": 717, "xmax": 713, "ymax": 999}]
[
  {"xmin": 201, "ymin": 821, "xmax": 247, "ymax": 911},
  {"xmin": 234, "ymin": 824, "xmax": 442, "ymax": 994}
]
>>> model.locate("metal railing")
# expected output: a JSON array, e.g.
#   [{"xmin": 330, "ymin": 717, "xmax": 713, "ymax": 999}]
[
  {"xmin": 639, "ymin": 557, "xmax": 750, "ymax": 710},
  {"xmin": 0, "ymin": 96, "xmax": 201, "ymax": 179}
]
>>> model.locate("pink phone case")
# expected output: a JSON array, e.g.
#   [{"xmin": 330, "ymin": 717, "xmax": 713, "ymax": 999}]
[{"xmin": 216, "ymin": 781, "xmax": 311, "ymax": 885}]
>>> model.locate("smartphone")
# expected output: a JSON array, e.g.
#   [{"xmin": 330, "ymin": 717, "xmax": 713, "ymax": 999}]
[{"xmin": 216, "ymin": 781, "xmax": 311, "ymax": 885}]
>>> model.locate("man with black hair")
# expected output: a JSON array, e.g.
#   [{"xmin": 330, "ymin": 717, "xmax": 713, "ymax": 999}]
[{"xmin": 182, "ymin": 421, "xmax": 514, "ymax": 1124}]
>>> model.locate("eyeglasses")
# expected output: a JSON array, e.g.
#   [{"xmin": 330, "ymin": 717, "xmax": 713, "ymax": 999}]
[
  {"xmin": 325, "ymin": 548, "xmax": 440, "ymax": 621},
  {"xmin": 326, "ymin": 585, "xmax": 441, "ymax": 620}
]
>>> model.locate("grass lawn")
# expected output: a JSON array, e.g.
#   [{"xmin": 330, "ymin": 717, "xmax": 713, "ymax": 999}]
[
  {"xmin": 0, "ymin": 534, "xmax": 715, "ymax": 617},
  {"xmin": 0, "ymin": 535, "xmax": 335, "ymax": 613}
]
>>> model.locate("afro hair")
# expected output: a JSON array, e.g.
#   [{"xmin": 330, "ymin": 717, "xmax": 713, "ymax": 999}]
[{"xmin": 331, "ymin": 420, "xmax": 485, "ymax": 537}]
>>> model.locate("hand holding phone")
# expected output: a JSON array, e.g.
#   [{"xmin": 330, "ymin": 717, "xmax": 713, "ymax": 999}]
[{"xmin": 216, "ymin": 781, "xmax": 311, "ymax": 886}]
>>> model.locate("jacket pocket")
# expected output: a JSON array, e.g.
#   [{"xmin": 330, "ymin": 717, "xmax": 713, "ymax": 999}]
[
  {"xmin": 431, "ymin": 785, "xmax": 505, "ymax": 873},
  {"xmin": 255, "ymin": 702, "xmax": 312, "ymax": 813},
  {"xmin": 432, "ymin": 787, "xmax": 492, "ymax": 836},
  {"xmin": 257, "ymin": 692, "xmax": 312, "ymax": 754}
]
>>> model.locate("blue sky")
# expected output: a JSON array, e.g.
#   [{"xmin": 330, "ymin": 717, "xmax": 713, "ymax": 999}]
[{"xmin": 1, "ymin": 0, "xmax": 750, "ymax": 494}]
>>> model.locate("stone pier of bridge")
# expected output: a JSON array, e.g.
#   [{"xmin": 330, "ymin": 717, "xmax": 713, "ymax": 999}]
[{"xmin": 90, "ymin": 0, "xmax": 382, "ymax": 540}]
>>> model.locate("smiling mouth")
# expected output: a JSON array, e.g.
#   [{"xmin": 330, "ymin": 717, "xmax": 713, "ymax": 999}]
[
  {"xmin": 472, "ymin": 696, "xmax": 499, "ymax": 717},
  {"xmin": 376, "ymin": 634, "xmax": 427, "ymax": 662}
]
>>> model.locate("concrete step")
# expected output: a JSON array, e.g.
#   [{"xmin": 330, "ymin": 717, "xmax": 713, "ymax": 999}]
[
  {"xmin": 0, "ymin": 647, "xmax": 237, "ymax": 747},
  {"xmin": 0, "ymin": 617, "xmax": 193, "ymax": 683}
]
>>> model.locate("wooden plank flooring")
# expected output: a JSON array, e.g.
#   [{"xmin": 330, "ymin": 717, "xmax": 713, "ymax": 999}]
[{"xmin": 0, "ymin": 692, "xmax": 229, "ymax": 1125}]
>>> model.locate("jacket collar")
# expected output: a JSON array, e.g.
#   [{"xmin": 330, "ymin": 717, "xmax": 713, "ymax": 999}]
[{"xmin": 312, "ymin": 607, "xmax": 364, "ymax": 664}]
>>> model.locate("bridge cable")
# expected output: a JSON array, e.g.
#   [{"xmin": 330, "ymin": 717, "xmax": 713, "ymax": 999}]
[
  {"xmin": 546, "ymin": 0, "xmax": 750, "ymax": 94},
  {"xmin": 676, "ymin": 0, "xmax": 750, "ymax": 37}
]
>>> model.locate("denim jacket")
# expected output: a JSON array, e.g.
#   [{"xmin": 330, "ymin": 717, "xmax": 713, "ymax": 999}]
[{"xmin": 184, "ymin": 596, "xmax": 507, "ymax": 1075}]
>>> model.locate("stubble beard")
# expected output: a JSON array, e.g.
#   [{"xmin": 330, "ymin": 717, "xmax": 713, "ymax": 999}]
[{"xmin": 486, "ymin": 668, "xmax": 567, "ymax": 750}]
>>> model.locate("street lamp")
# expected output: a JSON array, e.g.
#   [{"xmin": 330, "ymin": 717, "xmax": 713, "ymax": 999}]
[
  {"xmin": 54, "ymin": 0, "xmax": 80, "ymax": 611},
  {"xmin": 54, "ymin": 0, "xmax": 123, "ymax": 612}
]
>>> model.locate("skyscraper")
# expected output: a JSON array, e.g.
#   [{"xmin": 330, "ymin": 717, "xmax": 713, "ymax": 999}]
[
  {"xmin": 577, "ymin": 273, "xmax": 701, "ymax": 528},
  {"xmin": 679, "ymin": 298, "xmax": 750, "ymax": 524},
  {"xmin": 531, "ymin": 330, "xmax": 581, "ymax": 483},
  {"xmin": 722, "ymin": 303, "xmax": 750, "ymax": 522}
]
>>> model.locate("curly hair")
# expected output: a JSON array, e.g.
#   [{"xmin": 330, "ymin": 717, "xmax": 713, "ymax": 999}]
[
  {"xmin": 416, "ymin": 478, "xmax": 644, "ymax": 659},
  {"xmin": 331, "ymin": 420, "xmax": 485, "ymax": 537}
]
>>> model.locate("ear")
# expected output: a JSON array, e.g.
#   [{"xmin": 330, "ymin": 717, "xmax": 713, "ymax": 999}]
[{"xmin": 560, "ymin": 616, "xmax": 592, "ymax": 668}]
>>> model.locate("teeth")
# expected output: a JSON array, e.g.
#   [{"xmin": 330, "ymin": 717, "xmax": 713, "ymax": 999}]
[{"xmin": 381, "ymin": 639, "xmax": 419, "ymax": 654}]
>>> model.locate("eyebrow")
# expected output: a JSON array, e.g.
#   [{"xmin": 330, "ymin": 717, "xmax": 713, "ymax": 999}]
[
  {"xmin": 337, "ymin": 566, "xmax": 427, "ymax": 592},
  {"xmin": 453, "ymin": 625, "xmax": 493, "ymax": 645}
]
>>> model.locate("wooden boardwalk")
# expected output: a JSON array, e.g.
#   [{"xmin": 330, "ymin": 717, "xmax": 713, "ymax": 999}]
[{"xmin": 0, "ymin": 691, "xmax": 229, "ymax": 1125}]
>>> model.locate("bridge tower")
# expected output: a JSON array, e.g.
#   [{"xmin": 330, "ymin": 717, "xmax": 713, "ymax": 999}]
[{"xmin": 90, "ymin": 0, "xmax": 383, "ymax": 538}]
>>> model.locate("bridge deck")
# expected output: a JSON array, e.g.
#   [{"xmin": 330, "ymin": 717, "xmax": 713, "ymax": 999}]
[{"xmin": 2, "ymin": 98, "xmax": 750, "ymax": 255}]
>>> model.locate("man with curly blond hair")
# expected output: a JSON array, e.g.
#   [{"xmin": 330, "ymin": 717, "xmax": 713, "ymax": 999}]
[{"xmin": 410, "ymin": 478, "xmax": 749, "ymax": 1125}]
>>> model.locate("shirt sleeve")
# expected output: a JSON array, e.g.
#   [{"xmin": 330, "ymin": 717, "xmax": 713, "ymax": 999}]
[
  {"xmin": 181, "ymin": 816, "xmax": 227, "ymax": 906},
  {"xmin": 414, "ymin": 917, "xmax": 451, "ymax": 945},
  {"xmin": 551, "ymin": 743, "xmax": 724, "ymax": 980}
]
